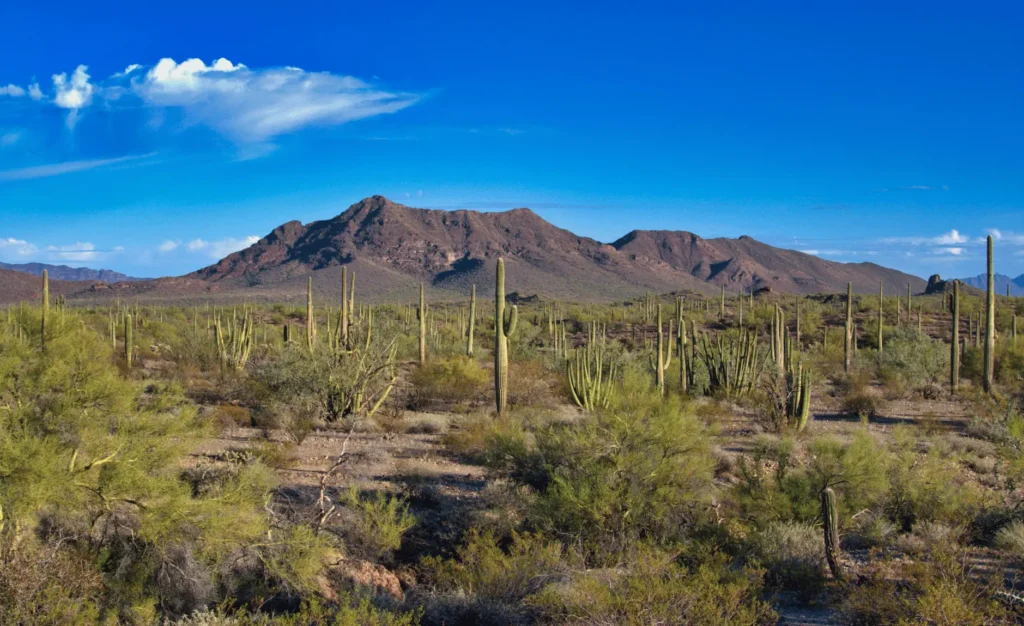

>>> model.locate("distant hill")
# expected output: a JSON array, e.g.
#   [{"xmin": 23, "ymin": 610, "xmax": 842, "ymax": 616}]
[
  {"xmin": 53, "ymin": 195, "xmax": 931, "ymax": 305},
  {"xmin": 957, "ymin": 273, "xmax": 1024, "ymax": 296},
  {"xmin": 0, "ymin": 268, "xmax": 99, "ymax": 304},
  {"xmin": 0, "ymin": 262, "xmax": 140, "ymax": 284}
]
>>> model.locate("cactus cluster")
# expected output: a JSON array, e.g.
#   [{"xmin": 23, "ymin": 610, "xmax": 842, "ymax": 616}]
[
  {"xmin": 567, "ymin": 321, "xmax": 618, "ymax": 411},
  {"xmin": 698, "ymin": 329, "xmax": 763, "ymax": 398},
  {"xmin": 215, "ymin": 306, "xmax": 254, "ymax": 370}
]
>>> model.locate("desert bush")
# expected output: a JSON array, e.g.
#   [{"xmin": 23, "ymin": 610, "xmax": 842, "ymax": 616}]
[
  {"xmin": 170, "ymin": 597, "xmax": 420, "ymax": 625},
  {"xmin": 840, "ymin": 381, "xmax": 881, "ymax": 421},
  {"xmin": 877, "ymin": 326, "xmax": 949, "ymax": 396},
  {"xmin": 423, "ymin": 531, "xmax": 566, "ymax": 604},
  {"xmin": 747, "ymin": 521, "xmax": 825, "ymax": 595},
  {"xmin": 528, "ymin": 548, "xmax": 775, "ymax": 626},
  {"xmin": 409, "ymin": 355, "xmax": 487, "ymax": 409},
  {"xmin": 994, "ymin": 520, "xmax": 1024, "ymax": 558},
  {"xmin": 339, "ymin": 487, "xmax": 417, "ymax": 563}
]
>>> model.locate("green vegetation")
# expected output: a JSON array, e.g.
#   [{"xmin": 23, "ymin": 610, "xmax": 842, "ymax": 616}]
[{"xmin": 3, "ymin": 256, "xmax": 1024, "ymax": 624}]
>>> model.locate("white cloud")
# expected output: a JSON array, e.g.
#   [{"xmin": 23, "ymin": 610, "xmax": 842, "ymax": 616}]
[
  {"xmin": 881, "ymin": 229, "xmax": 969, "ymax": 246},
  {"xmin": 0, "ymin": 237, "xmax": 38, "ymax": 257},
  {"xmin": 158, "ymin": 240, "xmax": 180, "ymax": 252},
  {"xmin": 127, "ymin": 57, "xmax": 421, "ymax": 144},
  {"xmin": 186, "ymin": 235, "xmax": 259, "ymax": 259},
  {"xmin": 0, "ymin": 84, "xmax": 26, "ymax": 97},
  {"xmin": 0, "ymin": 57, "xmax": 422, "ymax": 152},
  {"xmin": 934, "ymin": 247, "xmax": 965, "ymax": 256},
  {"xmin": 0, "ymin": 153, "xmax": 155, "ymax": 181},
  {"xmin": 52, "ymin": 65, "xmax": 94, "ymax": 109},
  {"xmin": 799, "ymin": 249, "xmax": 819, "ymax": 255},
  {"xmin": 45, "ymin": 242, "xmax": 97, "ymax": 262}
]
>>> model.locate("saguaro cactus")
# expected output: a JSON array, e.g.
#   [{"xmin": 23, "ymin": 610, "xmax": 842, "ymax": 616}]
[
  {"xmin": 341, "ymin": 267, "xmax": 350, "ymax": 348},
  {"xmin": 984, "ymin": 235, "xmax": 995, "ymax": 394},
  {"xmin": 822, "ymin": 487, "xmax": 843, "ymax": 581},
  {"xmin": 844, "ymin": 282, "xmax": 853, "ymax": 374},
  {"xmin": 950, "ymin": 280, "xmax": 960, "ymax": 394},
  {"xmin": 467, "ymin": 284, "xmax": 476, "ymax": 357},
  {"xmin": 124, "ymin": 313, "xmax": 133, "ymax": 368},
  {"xmin": 720, "ymin": 285, "xmax": 726, "ymax": 319},
  {"xmin": 417, "ymin": 283, "xmax": 427, "ymax": 365},
  {"xmin": 41, "ymin": 270, "xmax": 49, "ymax": 350},
  {"xmin": 877, "ymin": 282, "xmax": 884, "ymax": 353},
  {"xmin": 494, "ymin": 259, "xmax": 518, "ymax": 414},
  {"xmin": 306, "ymin": 277, "xmax": 315, "ymax": 351},
  {"xmin": 649, "ymin": 304, "xmax": 673, "ymax": 396}
]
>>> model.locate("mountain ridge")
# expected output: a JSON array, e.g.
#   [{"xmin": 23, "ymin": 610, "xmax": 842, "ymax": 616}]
[
  {"xmin": 3, "ymin": 196, "xmax": 930, "ymax": 304},
  {"xmin": 0, "ymin": 261, "xmax": 140, "ymax": 284}
]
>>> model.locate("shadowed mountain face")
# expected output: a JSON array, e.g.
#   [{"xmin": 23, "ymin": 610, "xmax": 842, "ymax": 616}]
[
  {"xmin": 3, "ymin": 196, "xmax": 929, "ymax": 305},
  {"xmin": 0, "ymin": 262, "xmax": 139, "ymax": 283}
]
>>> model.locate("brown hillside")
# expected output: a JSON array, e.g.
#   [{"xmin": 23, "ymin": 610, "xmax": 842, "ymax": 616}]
[{"xmin": 612, "ymin": 230, "xmax": 927, "ymax": 295}]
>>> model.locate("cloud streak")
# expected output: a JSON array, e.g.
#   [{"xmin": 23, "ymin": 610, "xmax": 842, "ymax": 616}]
[{"xmin": 0, "ymin": 153, "xmax": 156, "ymax": 181}]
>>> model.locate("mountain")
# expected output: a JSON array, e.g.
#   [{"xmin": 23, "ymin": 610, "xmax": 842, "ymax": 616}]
[
  {"xmin": 611, "ymin": 230, "xmax": 926, "ymax": 295},
  {"xmin": 169, "ymin": 195, "xmax": 926, "ymax": 301},
  {"xmin": 19, "ymin": 196, "xmax": 930, "ymax": 305},
  {"xmin": 0, "ymin": 268, "xmax": 97, "ymax": 303},
  {"xmin": 0, "ymin": 262, "xmax": 140, "ymax": 283},
  {"xmin": 957, "ymin": 273, "xmax": 1024, "ymax": 296}
]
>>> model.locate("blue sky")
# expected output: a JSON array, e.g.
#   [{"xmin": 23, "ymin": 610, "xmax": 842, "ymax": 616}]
[{"xmin": 0, "ymin": 1, "xmax": 1021, "ymax": 279}]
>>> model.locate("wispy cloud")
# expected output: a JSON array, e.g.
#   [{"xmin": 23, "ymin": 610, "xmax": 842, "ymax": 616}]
[
  {"xmin": 0, "ymin": 237, "xmax": 125, "ymax": 265},
  {"xmin": 878, "ymin": 185, "xmax": 950, "ymax": 192},
  {"xmin": 158, "ymin": 240, "xmax": 180, "ymax": 252},
  {"xmin": 0, "ymin": 153, "xmax": 156, "ymax": 181},
  {"xmin": 45, "ymin": 242, "xmax": 99, "ymax": 262},
  {"xmin": 881, "ymin": 229, "xmax": 969, "ymax": 246},
  {"xmin": 185, "ymin": 235, "xmax": 260, "ymax": 259},
  {"xmin": 0, "ymin": 237, "xmax": 38, "ymax": 257}
]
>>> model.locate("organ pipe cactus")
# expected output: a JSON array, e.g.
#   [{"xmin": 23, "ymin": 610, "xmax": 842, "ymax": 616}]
[
  {"xmin": 215, "ymin": 306, "xmax": 254, "ymax": 370},
  {"xmin": 822, "ymin": 487, "xmax": 843, "ymax": 581},
  {"xmin": 698, "ymin": 329, "xmax": 764, "ymax": 398},
  {"xmin": 770, "ymin": 304, "xmax": 786, "ymax": 377},
  {"xmin": 567, "ymin": 322, "xmax": 617, "ymax": 411},
  {"xmin": 341, "ymin": 267, "xmax": 350, "ymax": 349},
  {"xmin": 984, "ymin": 235, "xmax": 995, "ymax": 394},
  {"xmin": 649, "ymin": 304, "xmax": 673, "ymax": 395},
  {"xmin": 494, "ymin": 259, "xmax": 518, "ymax": 414}
]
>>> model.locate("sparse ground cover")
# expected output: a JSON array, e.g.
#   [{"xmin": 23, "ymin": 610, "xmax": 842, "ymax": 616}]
[{"xmin": 2, "ymin": 266, "xmax": 1024, "ymax": 624}]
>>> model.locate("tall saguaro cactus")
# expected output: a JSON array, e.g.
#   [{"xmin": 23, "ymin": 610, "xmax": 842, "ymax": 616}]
[
  {"xmin": 494, "ymin": 259, "xmax": 518, "ymax": 414},
  {"xmin": 877, "ymin": 282, "xmax": 884, "ymax": 353},
  {"xmin": 984, "ymin": 235, "xmax": 995, "ymax": 394},
  {"xmin": 649, "ymin": 304, "xmax": 673, "ymax": 396},
  {"xmin": 467, "ymin": 284, "xmax": 476, "ymax": 357},
  {"xmin": 720, "ymin": 285, "xmax": 726, "ymax": 319},
  {"xmin": 41, "ymin": 270, "xmax": 49, "ymax": 350},
  {"xmin": 341, "ymin": 266, "xmax": 350, "ymax": 349},
  {"xmin": 306, "ymin": 277, "xmax": 315, "ymax": 351},
  {"xmin": 124, "ymin": 313, "xmax": 134, "ymax": 368},
  {"xmin": 950, "ymin": 280, "xmax": 960, "ymax": 394},
  {"xmin": 417, "ymin": 283, "xmax": 427, "ymax": 365},
  {"xmin": 844, "ymin": 282, "xmax": 853, "ymax": 374}
]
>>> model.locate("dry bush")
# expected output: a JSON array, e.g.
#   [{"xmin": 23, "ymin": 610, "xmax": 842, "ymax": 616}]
[
  {"xmin": 409, "ymin": 355, "xmax": 488, "ymax": 410},
  {"xmin": 746, "ymin": 521, "xmax": 825, "ymax": 596}
]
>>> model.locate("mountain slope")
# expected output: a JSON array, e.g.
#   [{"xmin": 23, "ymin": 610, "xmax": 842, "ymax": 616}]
[
  {"xmin": 0, "ymin": 262, "xmax": 140, "ymax": 283},
  {"xmin": 611, "ymin": 230, "xmax": 927, "ymax": 295}
]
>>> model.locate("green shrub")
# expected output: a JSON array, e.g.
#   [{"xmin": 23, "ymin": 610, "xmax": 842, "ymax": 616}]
[
  {"xmin": 529, "ymin": 548, "xmax": 775, "ymax": 626},
  {"xmin": 340, "ymin": 486, "xmax": 416, "ymax": 563},
  {"xmin": 409, "ymin": 355, "xmax": 487, "ymax": 409},
  {"xmin": 877, "ymin": 326, "xmax": 949, "ymax": 395}
]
